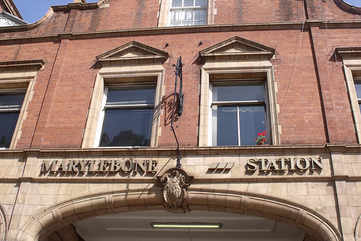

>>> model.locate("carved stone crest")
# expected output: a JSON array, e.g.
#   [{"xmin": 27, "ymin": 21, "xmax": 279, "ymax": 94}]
[{"xmin": 157, "ymin": 168, "xmax": 193, "ymax": 211}]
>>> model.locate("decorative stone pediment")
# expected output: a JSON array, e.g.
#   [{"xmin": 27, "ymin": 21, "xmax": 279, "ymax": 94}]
[
  {"xmin": 335, "ymin": 47, "xmax": 361, "ymax": 59},
  {"xmin": 94, "ymin": 41, "xmax": 168, "ymax": 67},
  {"xmin": 198, "ymin": 36, "xmax": 275, "ymax": 62}
]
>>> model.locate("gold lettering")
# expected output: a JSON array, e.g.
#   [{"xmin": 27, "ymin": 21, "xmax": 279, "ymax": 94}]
[
  {"xmin": 57, "ymin": 160, "xmax": 67, "ymax": 172},
  {"xmin": 78, "ymin": 160, "xmax": 89, "ymax": 172},
  {"xmin": 311, "ymin": 158, "xmax": 323, "ymax": 170},
  {"xmin": 246, "ymin": 159, "xmax": 258, "ymax": 172},
  {"xmin": 110, "ymin": 160, "xmax": 121, "ymax": 172},
  {"xmin": 122, "ymin": 160, "xmax": 133, "ymax": 175},
  {"xmin": 267, "ymin": 159, "xmax": 279, "ymax": 171},
  {"xmin": 68, "ymin": 160, "xmax": 79, "ymax": 173},
  {"xmin": 287, "ymin": 158, "xmax": 296, "ymax": 171},
  {"xmin": 278, "ymin": 158, "xmax": 287, "ymax": 171},
  {"xmin": 260, "ymin": 159, "xmax": 268, "ymax": 171},
  {"xmin": 40, "ymin": 160, "xmax": 56, "ymax": 175},
  {"xmin": 296, "ymin": 158, "xmax": 310, "ymax": 170}
]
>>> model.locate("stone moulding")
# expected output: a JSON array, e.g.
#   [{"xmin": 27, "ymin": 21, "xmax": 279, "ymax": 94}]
[
  {"xmin": 334, "ymin": 0, "xmax": 361, "ymax": 15},
  {"xmin": 93, "ymin": 41, "xmax": 169, "ymax": 68},
  {"xmin": 197, "ymin": 36, "xmax": 276, "ymax": 64},
  {"xmin": 0, "ymin": 60, "xmax": 44, "ymax": 70},
  {"xmin": 13, "ymin": 189, "xmax": 341, "ymax": 241},
  {"xmin": 0, "ymin": 205, "xmax": 7, "ymax": 241}
]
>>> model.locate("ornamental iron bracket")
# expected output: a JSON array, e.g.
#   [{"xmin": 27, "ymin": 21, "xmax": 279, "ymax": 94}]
[{"xmin": 156, "ymin": 168, "xmax": 193, "ymax": 212}]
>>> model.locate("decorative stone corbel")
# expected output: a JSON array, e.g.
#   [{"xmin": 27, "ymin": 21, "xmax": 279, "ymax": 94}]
[{"xmin": 156, "ymin": 168, "xmax": 193, "ymax": 212}]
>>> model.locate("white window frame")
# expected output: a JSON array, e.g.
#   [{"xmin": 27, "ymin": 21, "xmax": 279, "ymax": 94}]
[
  {"xmin": 158, "ymin": 0, "xmax": 214, "ymax": 27},
  {"xmin": 0, "ymin": 66, "xmax": 40, "ymax": 149},
  {"xmin": 199, "ymin": 61, "xmax": 279, "ymax": 147},
  {"xmin": 168, "ymin": 0, "xmax": 208, "ymax": 26},
  {"xmin": 343, "ymin": 58, "xmax": 361, "ymax": 143},
  {"xmin": 210, "ymin": 80, "xmax": 270, "ymax": 146},
  {"xmin": 82, "ymin": 65, "xmax": 164, "ymax": 148}
]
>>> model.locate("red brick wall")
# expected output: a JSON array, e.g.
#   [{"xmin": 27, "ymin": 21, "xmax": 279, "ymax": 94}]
[
  {"xmin": 310, "ymin": 27, "xmax": 361, "ymax": 144},
  {"xmin": 214, "ymin": 0, "xmax": 305, "ymax": 24},
  {"xmin": 306, "ymin": 0, "xmax": 361, "ymax": 21},
  {"xmin": 0, "ymin": 0, "xmax": 360, "ymax": 148},
  {"xmin": 0, "ymin": 30, "xmax": 328, "ymax": 148}
]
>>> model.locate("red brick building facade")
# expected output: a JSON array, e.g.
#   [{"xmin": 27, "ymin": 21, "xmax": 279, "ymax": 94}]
[{"xmin": 1, "ymin": 1, "xmax": 361, "ymax": 241}]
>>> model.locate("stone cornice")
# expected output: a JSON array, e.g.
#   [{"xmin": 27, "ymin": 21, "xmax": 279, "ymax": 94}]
[
  {"xmin": 0, "ymin": 20, "xmax": 360, "ymax": 44},
  {"xmin": 51, "ymin": 2, "xmax": 99, "ymax": 12},
  {"xmin": 0, "ymin": 144, "xmax": 357, "ymax": 157},
  {"xmin": 0, "ymin": 59, "xmax": 44, "ymax": 69},
  {"xmin": 334, "ymin": 47, "xmax": 361, "ymax": 59}
]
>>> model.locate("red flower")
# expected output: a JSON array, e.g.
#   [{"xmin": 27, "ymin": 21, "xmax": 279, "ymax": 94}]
[{"xmin": 256, "ymin": 130, "xmax": 267, "ymax": 145}]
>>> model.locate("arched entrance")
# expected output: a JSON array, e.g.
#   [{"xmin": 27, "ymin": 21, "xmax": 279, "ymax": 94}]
[
  {"xmin": 15, "ymin": 190, "xmax": 341, "ymax": 241},
  {"xmin": 74, "ymin": 210, "xmax": 305, "ymax": 241}
]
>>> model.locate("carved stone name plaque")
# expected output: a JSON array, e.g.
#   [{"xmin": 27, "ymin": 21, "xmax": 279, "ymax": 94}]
[
  {"xmin": 37, "ymin": 156, "xmax": 325, "ymax": 179},
  {"xmin": 40, "ymin": 159, "xmax": 158, "ymax": 177}
]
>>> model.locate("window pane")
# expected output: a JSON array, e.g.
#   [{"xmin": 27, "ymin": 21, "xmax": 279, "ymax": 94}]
[
  {"xmin": 239, "ymin": 106, "xmax": 266, "ymax": 146},
  {"xmin": 184, "ymin": 0, "xmax": 194, "ymax": 7},
  {"xmin": 213, "ymin": 83, "xmax": 265, "ymax": 102},
  {"xmin": 172, "ymin": 0, "xmax": 182, "ymax": 7},
  {"xmin": 0, "ymin": 112, "xmax": 19, "ymax": 148},
  {"xmin": 184, "ymin": 9, "xmax": 194, "ymax": 24},
  {"xmin": 214, "ymin": 106, "xmax": 238, "ymax": 146},
  {"xmin": 355, "ymin": 82, "xmax": 361, "ymax": 98},
  {"xmin": 100, "ymin": 109, "xmax": 153, "ymax": 147},
  {"xmin": 195, "ymin": 0, "xmax": 207, "ymax": 7},
  {"xmin": 194, "ymin": 9, "xmax": 207, "ymax": 24},
  {"xmin": 107, "ymin": 87, "xmax": 155, "ymax": 104},
  {"xmin": 170, "ymin": 9, "xmax": 185, "ymax": 25},
  {"xmin": 0, "ymin": 93, "xmax": 24, "ymax": 106}
]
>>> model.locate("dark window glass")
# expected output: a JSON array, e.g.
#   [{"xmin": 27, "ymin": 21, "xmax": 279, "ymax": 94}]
[
  {"xmin": 184, "ymin": 0, "xmax": 194, "ymax": 7},
  {"xmin": 355, "ymin": 82, "xmax": 361, "ymax": 98},
  {"xmin": 239, "ymin": 106, "xmax": 266, "ymax": 145},
  {"xmin": 107, "ymin": 88, "xmax": 155, "ymax": 104},
  {"xmin": 0, "ymin": 92, "xmax": 25, "ymax": 148},
  {"xmin": 0, "ymin": 112, "xmax": 20, "ymax": 148},
  {"xmin": 213, "ymin": 83, "xmax": 265, "ymax": 102},
  {"xmin": 0, "ymin": 93, "xmax": 24, "ymax": 106},
  {"xmin": 212, "ymin": 82, "xmax": 268, "ymax": 146},
  {"xmin": 100, "ymin": 109, "xmax": 153, "ymax": 147},
  {"xmin": 214, "ymin": 106, "xmax": 238, "ymax": 146},
  {"xmin": 195, "ymin": 0, "xmax": 207, "ymax": 7},
  {"xmin": 172, "ymin": 0, "xmax": 182, "ymax": 7},
  {"xmin": 100, "ymin": 86, "xmax": 155, "ymax": 147}
]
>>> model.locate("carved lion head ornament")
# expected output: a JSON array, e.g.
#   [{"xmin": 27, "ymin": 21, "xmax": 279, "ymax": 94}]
[{"xmin": 156, "ymin": 168, "xmax": 193, "ymax": 211}]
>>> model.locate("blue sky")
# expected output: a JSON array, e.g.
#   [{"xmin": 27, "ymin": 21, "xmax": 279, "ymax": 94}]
[
  {"xmin": 344, "ymin": 0, "xmax": 361, "ymax": 7},
  {"xmin": 11, "ymin": 0, "xmax": 361, "ymax": 24},
  {"xmin": 13, "ymin": 0, "xmax": 98, "ymax": 23}
]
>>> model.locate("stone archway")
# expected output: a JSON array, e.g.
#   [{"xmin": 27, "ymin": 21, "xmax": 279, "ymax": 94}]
[
  {"xmin": 14, "ymin": 189, "xmax": 342, "ymax": 241},
  {"xmin": 0, "ymin": 205, "xmax": 7, "ymax": 241}
]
